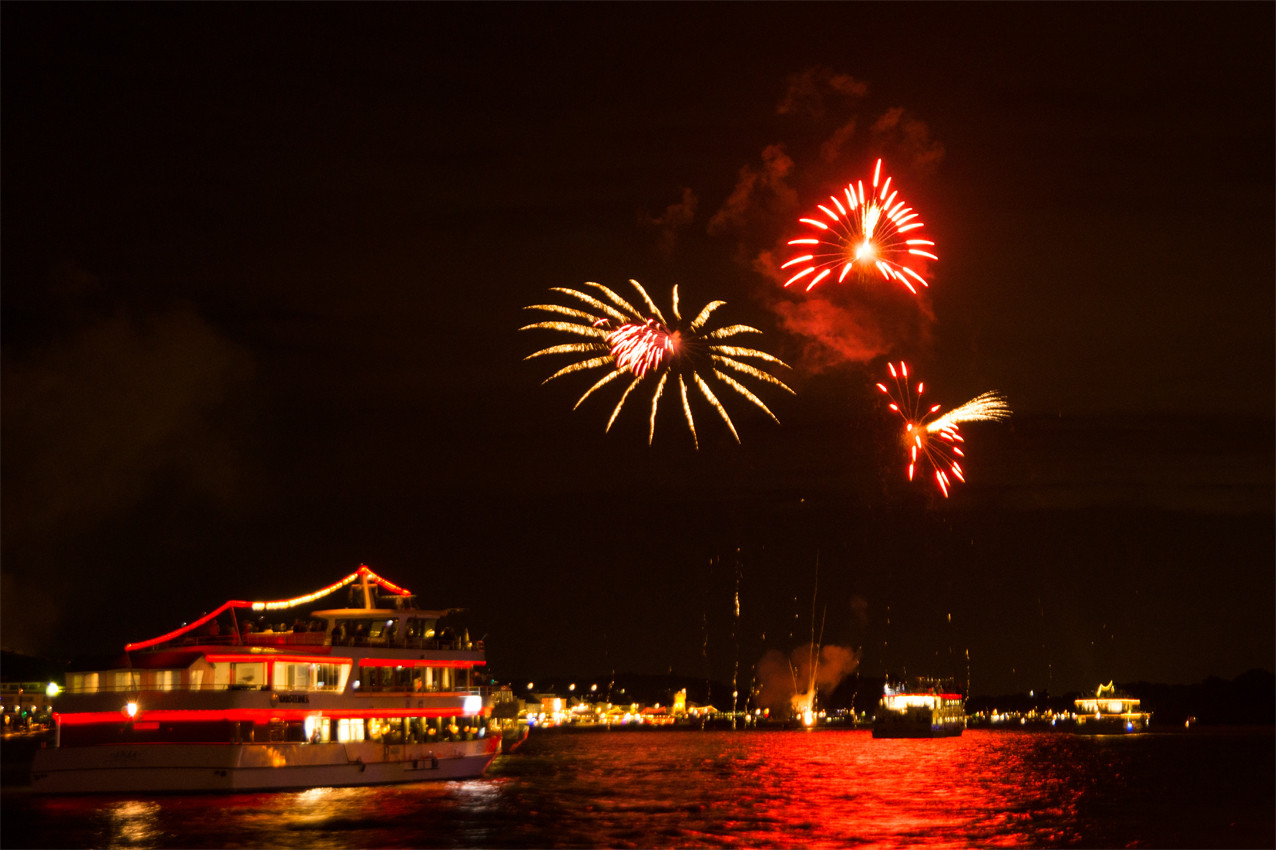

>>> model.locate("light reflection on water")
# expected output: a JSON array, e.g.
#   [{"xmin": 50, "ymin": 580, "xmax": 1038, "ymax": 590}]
[
  {"xmin": 108, "ymin": 800, "xmax": 161, "ymax": 847},
  {"xmin": 4, "ymin": 729, "xmax": 1273, "ymax": 848}
]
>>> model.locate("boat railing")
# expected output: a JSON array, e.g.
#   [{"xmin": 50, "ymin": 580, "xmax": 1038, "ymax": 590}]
[
  {"xmin": 156, "ymin": 634, "xmax": 484, "ymax": 652},
  {"xmin": 58, "ymin": 682, "xmax": 340, "ymax": 695},
  {"xmin": 59, "ymin": 682, "xmax": 487, "ymax": 696},
  {"xmin": 331, "ymin": 636, "xmax": 484, "ymax": 652},
  {"xmin": 357, "ymin": 685, "xmax": 485, "ymax": 696}
]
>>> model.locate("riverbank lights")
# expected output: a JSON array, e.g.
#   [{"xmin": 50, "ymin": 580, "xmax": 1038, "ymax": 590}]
[{"xmin": 46, "ymin": 683, "xmax": 60, "ymax": 698}]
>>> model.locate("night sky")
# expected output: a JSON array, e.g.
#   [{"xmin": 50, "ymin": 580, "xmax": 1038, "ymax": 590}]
[{"xmin": 4, "ymin": 4, "xmax": 1272, "ymax": 699}]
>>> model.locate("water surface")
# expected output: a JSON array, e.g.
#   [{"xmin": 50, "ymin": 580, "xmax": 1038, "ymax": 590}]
[{"xmin": 3, "ymin": 729, "xmax": 1272, "ymax": 848}]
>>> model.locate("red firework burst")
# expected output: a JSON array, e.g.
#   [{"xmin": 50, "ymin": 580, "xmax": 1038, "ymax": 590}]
[
  {"xmin": 876, "ymin": 361, "xmax": 965, "ymax": 497},
  {"xmin": 783, "ymin": 158, "xmax": 936, "ymax": 294},
  {"xmin": 599, "ymin": 318, "xmax": 677, "ymax": 377}
]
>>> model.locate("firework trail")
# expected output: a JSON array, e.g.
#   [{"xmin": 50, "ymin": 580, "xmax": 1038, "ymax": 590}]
[
  {"xmin": 876, "ymin": 361, "xmax": 1010, "ymax": 496},
  {"xmin": 522, "ymin": 280, "xmax": 794, "ymax": 447},
  {"xmin": 783, "ymin": 158, "xmax": 936, "ymax": 294}
]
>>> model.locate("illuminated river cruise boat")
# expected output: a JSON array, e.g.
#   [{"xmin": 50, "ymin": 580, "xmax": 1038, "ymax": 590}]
[
  {"xmin": 1073, "ymin": 681, "xmax": 1150, "ymax": 734},
  {"xmin": 32, "ymin": 565, "xmax": 499, "ymax": 793},
  {"xmin": 872, "ymin": 677, "xmax": 966, "ymax": 739}
]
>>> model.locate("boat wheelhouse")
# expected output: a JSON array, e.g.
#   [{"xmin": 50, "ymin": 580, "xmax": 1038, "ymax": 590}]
[
  {"xmin": 872, "ymin": 677, "xmax": 966, "ymax": 739},
  {"xmin": 32, "ymin": 565, "xmax": 500, "ymax": 794},
  {"xmin": 1074, "ymin": 681, "xmax": 1150, "ymax": 734}
]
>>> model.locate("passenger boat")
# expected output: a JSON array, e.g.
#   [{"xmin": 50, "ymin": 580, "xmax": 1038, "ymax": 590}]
[
  {"xmin": 32, "ymin": 565, "xmax": 500, "ymax": 793},
  {"xmin": 1073, "ymin": 681, "xmax": 1150, "ymax": 734},
  {"xmin": 872, "ymin": 677, "xmax": 966, "ymax": 738}
]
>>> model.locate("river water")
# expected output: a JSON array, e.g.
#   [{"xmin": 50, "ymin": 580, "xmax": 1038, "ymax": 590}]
[{"xmin": 3, "ymin": 728, "xmax": 1273, "ymax": 848}]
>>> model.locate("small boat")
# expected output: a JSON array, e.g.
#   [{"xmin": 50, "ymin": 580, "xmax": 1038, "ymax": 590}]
[
  {"xmin": 872, "ymin": 677, "xmax": 965, "ymax": 738},
  {"xmin": 32, "ymin": 565, "xmax": 500, "ymax": 793},
  {"xmin": 1073, "ymin": 681, "xmax": 1150, "ymax": 734}
]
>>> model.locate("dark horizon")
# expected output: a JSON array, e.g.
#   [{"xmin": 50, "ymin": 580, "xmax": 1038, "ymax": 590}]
[{"xmin": 3, "ymin": 4, "xmax": 1273, "ymax": 698}]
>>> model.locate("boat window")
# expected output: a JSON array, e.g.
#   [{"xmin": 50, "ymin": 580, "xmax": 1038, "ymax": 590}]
[
  {"xmin": 367, "ymin": 717, "xmax": 405, "ymax": 744},
  {"xmin": 284, "ymin": 662, "xmax": 311, "ymax": 691},
  {"xmin": 86, "ymin": 670, "xmax": 140, "ymax": 692},
  {"xmin": 302, "ymin": 716, "xmax": 331, "ymax": 743},
  {"xmin": 405, "ymin": 618, "xmax": 436, "ymax": 639},
  {"xmin": 146, "ymin": 670, "xmax": 179, "ymax": 691},
  {"xmin": 231, "ymin": 662, "xmax": 264, "ymax": 689},
  {"xmin": 67, "ymin": 673, "xmax": 97, "ymax": 693},
  {"xmin": 273, "ymin": 662, "xmax": 349, "ymax": 692},
  {"xmin": 337, "ymin": 718, "xmax": 365, "ymax": 742}
]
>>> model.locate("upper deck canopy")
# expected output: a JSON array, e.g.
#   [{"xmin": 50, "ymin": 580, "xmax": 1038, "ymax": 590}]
[{"xmin": 125, "ymin": 565, "xmax": 416, "ymax": 651}]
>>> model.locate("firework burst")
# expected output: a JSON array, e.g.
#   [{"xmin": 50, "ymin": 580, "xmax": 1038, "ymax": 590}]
[
  {"xmin": 522, "ymin": 280, "xmax": 794, "ymax": 447},
  {"xmin": 876, "ymin": 361, "xmax": 1010, "ymax": 497},
  {"xmin": 783, "ymin": 158, "xmax": 936, "ymax": 295}
]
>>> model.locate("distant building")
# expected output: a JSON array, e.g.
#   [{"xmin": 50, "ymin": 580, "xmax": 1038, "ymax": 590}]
[{"xmin": 1, "ymin": 649, "xmax": 66, "ymax": 731}]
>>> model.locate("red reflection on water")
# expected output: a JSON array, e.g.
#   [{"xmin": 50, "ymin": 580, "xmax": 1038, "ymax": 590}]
[{"xmin": 12, "ymin": 729, "xmax": 1272, "ymax": 848}]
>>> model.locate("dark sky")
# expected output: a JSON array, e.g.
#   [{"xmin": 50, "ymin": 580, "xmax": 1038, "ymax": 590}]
[{"xmin": 3, "ymin": 4, "xmax": 1273, "ymax": 698}]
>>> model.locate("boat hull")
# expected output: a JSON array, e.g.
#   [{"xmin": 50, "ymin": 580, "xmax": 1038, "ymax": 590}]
[
  {"xmin": 871, "ymin": 724, "xmax": 964, "ymax": 739},
  {"xmin": 1073, "ymin": 716, "xmax": 1149, "ymax": 735},
  {"xmin": 872, "ymin": 708, "xmax": 965, "ymax": 739},
  {"xmin": 30, "ymin": 738, "xmax": 499, "ymax": 794}
]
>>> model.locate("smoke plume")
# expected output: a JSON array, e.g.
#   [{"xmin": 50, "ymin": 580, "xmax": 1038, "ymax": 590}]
[
  {"xmin": 707, "ymin": 67, "xmax": 946, "ymax": 371},
  {"xmin": 754, "ymin": 643, "xmax": 862, "ymax": 715},
  {"xmin": 639, "ymin": 187, "xmax": 699, "ymax": 256}
]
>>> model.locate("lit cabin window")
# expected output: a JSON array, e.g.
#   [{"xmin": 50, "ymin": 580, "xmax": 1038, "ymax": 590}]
[
  {"xmin": 113, "ymin": 671, "xmax": 140, "ymax": 691},
  {"xmin": 68, "ymin": 673, "xmax": 99, "ymax": 693},
  {"xmin": 273, "ymin": 662, "xmax": 349, "ymax": 692},
  {"xmin": 146, "ymin": 670, "xmax": 180, "ymax": 691},
  {"xmin": 337, "ymin": 718, "xmax": 365, "ymax": 742},
  {"xmin": 211, "ymin": 662, "xmax": 264, "ymax": 689}
]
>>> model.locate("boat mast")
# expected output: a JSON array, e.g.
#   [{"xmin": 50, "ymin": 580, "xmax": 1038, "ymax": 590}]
[{"xmin": 360, "ymin": 571, "xmax": 373, "ymax": 609}]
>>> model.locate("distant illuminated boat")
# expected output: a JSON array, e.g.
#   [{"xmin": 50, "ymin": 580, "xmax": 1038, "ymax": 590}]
[
  {"xmin": 872, "ymin": 677, "xmax": 965, "ymax": 739},
  {"xmin": 32, "ymin": 565, "xmax": 499, "ymax": 793},
  {"xmin": 1073, "ymin": 682, "xmax": 1150, "ymax": 734}
]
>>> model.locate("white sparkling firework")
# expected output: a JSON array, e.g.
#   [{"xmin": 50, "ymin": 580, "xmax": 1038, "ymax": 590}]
[
  {"xmin": 523, "ymin": 280, "xmax": 794, "ymax": 447},
  {"xmin": 876, "ymin": 361, "xmax": 1010, "ymax": 497}
]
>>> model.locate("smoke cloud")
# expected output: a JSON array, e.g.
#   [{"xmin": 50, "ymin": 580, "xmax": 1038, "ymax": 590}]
[
  {"xmin": 707, "ymin": 68, "xmax": 947, "ymax": 370},
  {"xmin": 776, "ymin": 67, "xmax": 869, "ymax": 119},
  {"xmin": 707, "ymin": 144, "xmax": 797, "ymax": 241},
  {"xmin": 870, "ymin": 107, "xmax": 946, "ymax": 176},
  {"xmin": 754, "ymin": 643, "xmax": 862, "ymax": 715},
  {"xmin": 639, "ymin": 187, "xmax": 699, "ymax": 256}
]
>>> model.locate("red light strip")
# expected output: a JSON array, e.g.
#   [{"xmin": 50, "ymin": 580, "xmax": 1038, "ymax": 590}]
[
  {"xmin": 125, "ymin": 601, "xmax": 253, "ymax": 652},
  {"xmin": 358, "ymin": 659, "xmax": 485, "ymax": 669},
  {"xmin": 359, "ymin": 566, "xmax": 410, "ymax": 596},
  {"xmin": 204, "ymin": 654, "xmax": 352, "ymax": 665},
  {"xmin": 123, "ymin": 565, "xmax": 415, "ymax": 652},
  {"xmin": 55, "ymin": 706, "xmax": 486, "ymax": 726}
]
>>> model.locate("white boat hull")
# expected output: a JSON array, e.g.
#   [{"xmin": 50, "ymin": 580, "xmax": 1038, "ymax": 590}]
[{"xmin": 31, "ymin": 738, "xmax": 500, "ymax": 794}]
